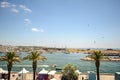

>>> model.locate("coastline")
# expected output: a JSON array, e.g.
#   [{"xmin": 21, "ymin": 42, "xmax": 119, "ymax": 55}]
[{"xmin": 81, "ymin": 57, "xmax": 120, "ymax": 61}]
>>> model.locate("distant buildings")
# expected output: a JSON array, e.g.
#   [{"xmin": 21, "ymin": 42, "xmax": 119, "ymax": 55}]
[{"xmin": 0, "ymin": 45, "xmax": 66, "ymax": 53}]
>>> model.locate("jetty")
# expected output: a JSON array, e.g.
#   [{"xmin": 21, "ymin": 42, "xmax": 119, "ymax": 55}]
[{"xmin": 81, "ymin": 57, "xmax": 120, "ymax": 61}]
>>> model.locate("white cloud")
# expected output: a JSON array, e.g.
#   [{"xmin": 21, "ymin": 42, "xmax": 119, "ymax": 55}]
[
  {"xmin": 11, "ymin": 8, "xmax": 19, "ymax": 13},
  {"xmin": 0, "ymin": 1, "xmax": 19, "ymax": 13},
  {"xmin": 32, "ymin": 28, "xmax": 44, "ymax": 32},
  {"xmin": 32, "ymin": 28, "xmax": 40, "ymax": 32},
  {"xmin": 11, "ymin": 4, "xmax": 16, "ymax": 8},
  {"xmin": 19, "ymin": 5, "xmax": 32, "ymax": 13},
  {"xmin": 0, "ymin": 1, "xmax": 32, "ymax": 14},
  {"xmin": 24, "ymin": 18, "xmax": 31, "ymax": 25},
  {"xmin": 0, "ymin": 1, "xmax": 11, "ymax": 8}
]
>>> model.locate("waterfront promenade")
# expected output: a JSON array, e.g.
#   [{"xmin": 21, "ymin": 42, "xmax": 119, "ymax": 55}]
[
  {"xmin": 55, "ymin": 73, "xmax": 114, "ymax": 80},
  {"xmin": 7, "ymin": 72, "xmax": 114, "ymax": 80}
]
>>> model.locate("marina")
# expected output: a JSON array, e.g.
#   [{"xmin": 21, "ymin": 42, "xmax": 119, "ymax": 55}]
[{"xmin": 0, "ymin": 52, "xmax": 120, "ymax": 74}]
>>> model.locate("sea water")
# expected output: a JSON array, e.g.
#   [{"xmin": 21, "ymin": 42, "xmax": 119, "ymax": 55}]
[{"xmin": 0, "ymin": 52, "xmax": 120, "ymax": 74}]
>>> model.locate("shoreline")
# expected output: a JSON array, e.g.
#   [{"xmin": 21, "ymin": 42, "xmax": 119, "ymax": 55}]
[
  {"xmin": 0, "ymin": 45, "xmax": 120, "ymax": 53},
  {"xmin": 81, "ymin": 57, "xmax": 120, "ymax": 61}
]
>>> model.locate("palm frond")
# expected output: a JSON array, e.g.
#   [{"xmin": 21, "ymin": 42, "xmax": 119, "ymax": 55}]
[
  {"xmin": 89, "ymin": 50, "xmax": 109, "ymax": 61},
  {"xmin": 23, "ymin": 51, "xmax": 47, "ymax": 61},
  {"xmin": 0, "ymin": 52, "xmax": 21, "ymax": 64}
]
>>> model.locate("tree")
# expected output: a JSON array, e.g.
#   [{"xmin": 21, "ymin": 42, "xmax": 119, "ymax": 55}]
[
  {"xmin": 0, "ymin": 52, "xmax": 21, "ymax": 80},
  {"xmin": 23, "ymin": 51, "xmax": 47, "ymax": 80},
  {"xmin": 62, "ymin": 64, "xmax": 78, "ymax": 80},
  {"xmin": 89, "ymin": 51, "xmax": 109, "ymax": 80}
]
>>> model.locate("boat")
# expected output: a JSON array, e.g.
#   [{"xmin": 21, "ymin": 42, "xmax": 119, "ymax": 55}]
[
  {"xmin": 65, "ymin": 52, "xmax": 70, "ymax": 54},
  {"xmin": 50, "ymin": 64, "xmax": 56, "ymax": 67},
  {"xmin": 55, "ymin": 67, "xmax": 62, "ymax": 70},
  {"xmin": 64, "ymin": 45, "xmax": 70, "ymax": 54}
]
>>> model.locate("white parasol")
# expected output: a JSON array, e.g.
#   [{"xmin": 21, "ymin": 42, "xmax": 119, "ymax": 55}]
[
  {"xmin": 48, "ymin": 70, "xmax": 56, "ymax": 75},
  {"xmin": 39, "ymin": 68, "xmax": 48, "ymax": 74},
  {"xmin": 75, "ymin": 70, "xmax": 81, "ymax": 74},
  {"xmin": 18, "ymin": 68, "xmax": 29, "ymax": 74},
  {"xmin": 0, "ymin": 68, "xmax": 8, "ymax": 73}
]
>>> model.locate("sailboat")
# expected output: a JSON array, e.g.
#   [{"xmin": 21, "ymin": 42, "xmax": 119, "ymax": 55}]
[{"xmin": 64, "ymin": 46, "xmax": 70, "ymax": 54}]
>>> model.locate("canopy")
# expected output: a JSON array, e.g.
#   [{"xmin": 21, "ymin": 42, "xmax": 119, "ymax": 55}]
[
  {"xmin": 39, "ymin": 68, "xmax": 48, "ymax": 74},
  {"xmin": 48, "ymin": 70, "xmax": 56, "ymax": 75},
  {"xmin": 0, "ymin": 68, "xmax": 8, "ymax": 73},
  {"xmin": 18, "ymin": 68, "xmax": 29, "ymax": 74}
]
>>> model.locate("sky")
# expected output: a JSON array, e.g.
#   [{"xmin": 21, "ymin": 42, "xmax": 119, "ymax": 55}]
[{"xmin": 0, "ymin": 0, "xmax": 120, "ymax": 48}]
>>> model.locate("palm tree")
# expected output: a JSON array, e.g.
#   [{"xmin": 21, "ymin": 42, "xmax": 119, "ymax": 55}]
[
  {"xmin": 62, "ymin": 64, "xmax": 78, "ymax": 80},
  {"xmin": 23, "ymin": 51, "xmax": 47, "ymax": 80},
  {"xmin": 89, "ymin": 51, "xmax": 108, "ymax": 80},
  {"xmin": 0, "ymin": 52, "xmax": 21, "ymax": 80}
]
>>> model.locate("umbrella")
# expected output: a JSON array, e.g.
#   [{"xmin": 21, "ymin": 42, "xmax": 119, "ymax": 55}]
[
  {"xmin": 0, "ymin": 68, "xmax": 8, "ymax": 73},
  {"xmin": 39, "ymin": 68, "xmax": 48, "ymax": 74},
  {"xmin": 18, "ymin": 68, "xmax": 29, "ymax": 74},
  {"xmin": 75, "ymin": 70, "xmax": 81, "ymax": 74},
  {"xmin": 48, "ymin": 70, "xmax": 56, "ymax": 75}
]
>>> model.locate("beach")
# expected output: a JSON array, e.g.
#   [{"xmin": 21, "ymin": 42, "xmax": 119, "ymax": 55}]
[{"xmin": 8, "ymin": 72, "xmax": 114, "ymax": 80}]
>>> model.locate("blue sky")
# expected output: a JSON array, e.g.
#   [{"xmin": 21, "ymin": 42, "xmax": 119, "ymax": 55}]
[{"xmin": 0, "ymin": 0, "xmax": 120, "ymax": 48}]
